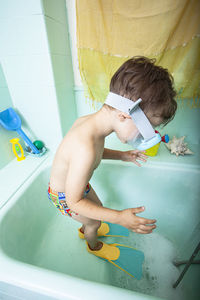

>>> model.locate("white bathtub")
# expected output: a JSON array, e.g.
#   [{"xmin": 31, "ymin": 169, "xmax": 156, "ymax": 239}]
[{"xmin": 0, "ymin": 151, "xmax": 199, "ymax": 300}]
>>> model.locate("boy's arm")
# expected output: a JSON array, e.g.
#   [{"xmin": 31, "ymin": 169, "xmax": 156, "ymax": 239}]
[
  {"xmin": 102, "ymin": 148, "xmax": 123, "ymax": 160},
  {"xmin": 65, "ymin": 147, "xmax": 120, "ymax": 223},
  {"xmin": 65, "ymin": 146, "xmax": 156, "ymax": 232},
  {"xmin": 102, "ymin": 147, "xmax": 148, "ymax": 167}
]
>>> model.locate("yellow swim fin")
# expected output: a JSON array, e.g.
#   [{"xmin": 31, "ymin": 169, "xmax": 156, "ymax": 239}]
[{"xmin": 86, "ymin": 241, "xmax": 144, "ymax": 279}]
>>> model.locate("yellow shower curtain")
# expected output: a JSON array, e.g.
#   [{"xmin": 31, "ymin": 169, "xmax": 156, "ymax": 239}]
[{"xmin": 76, "ymin": 0, "xmax": 200, "ymax": 107}]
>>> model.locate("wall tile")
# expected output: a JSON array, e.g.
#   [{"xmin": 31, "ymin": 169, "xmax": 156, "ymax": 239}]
[
  {"xmin": 50, "ymin": 54, "xmax": 74, "ymax": 86},
  {"xmin": 0, "ymin": 16, "xmax": 48, "ymax": 56},
  {"xmin": 55, "ymin": 84, "xmax": 77, "ymax": 136},
  {"xmin": 44, "ymin": 16, "xmax": 71, "ymax": 55},
  {"xmin": 0, "ymin": 0, "xmax": 42, "ymax": 18},
  {"xmin": 7, "ymin": 84, "xmax": 63, "ymax": 150},
  {"xmin": 42, "ymin": 0, "xmax": 67, "ymax": 24},
  {"xmin": 1, "ymin": 54, "xmax": 54, "ymax": 86}
]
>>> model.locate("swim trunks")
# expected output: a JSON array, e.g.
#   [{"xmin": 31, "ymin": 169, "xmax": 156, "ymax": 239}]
[{"xmin": 47, "ymin": 183, "xmax": 91, "ymax": 217}]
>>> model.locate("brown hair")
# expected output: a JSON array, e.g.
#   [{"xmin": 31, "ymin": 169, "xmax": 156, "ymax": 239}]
[{"xmin": 108, "ymin": 56, "xmax": 177, "ymax": 126}]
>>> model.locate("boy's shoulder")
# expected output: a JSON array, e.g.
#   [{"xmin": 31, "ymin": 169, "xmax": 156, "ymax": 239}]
[{"xmin": 60, "ymin": 114, "xmax": 104, "ymax": 166}]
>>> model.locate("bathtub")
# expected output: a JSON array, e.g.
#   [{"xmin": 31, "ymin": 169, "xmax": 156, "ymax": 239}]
[{"xmin": 0, "ymin": 151, "xmax": 200, "ymax": 300}]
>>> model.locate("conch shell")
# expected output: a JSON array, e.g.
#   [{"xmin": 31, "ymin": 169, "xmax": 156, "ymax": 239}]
[{"xmin": 165, "ymin": 136, "xmax": 193, "ymax": 156}]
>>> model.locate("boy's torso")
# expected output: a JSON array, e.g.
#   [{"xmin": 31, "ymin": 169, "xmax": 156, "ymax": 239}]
[{"xmin": 49, "ymin": 114, "xmax": 105, "ymax": 192}]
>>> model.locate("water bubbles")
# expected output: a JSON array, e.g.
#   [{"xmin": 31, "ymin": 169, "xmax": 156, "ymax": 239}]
[{"xmin": 108, "ymin": 232, "xmax": 185, "ymax": 299}]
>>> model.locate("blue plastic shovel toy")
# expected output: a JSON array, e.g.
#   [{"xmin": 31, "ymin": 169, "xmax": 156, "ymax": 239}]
[{"xmin": 0, "ymin": 107, "xmax": 40, "ymax": 154}]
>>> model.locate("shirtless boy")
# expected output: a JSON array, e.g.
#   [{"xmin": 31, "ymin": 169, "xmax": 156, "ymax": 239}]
[{"xmin": 48, "ymin": 56, "xmax": 177, "ymax": 258}]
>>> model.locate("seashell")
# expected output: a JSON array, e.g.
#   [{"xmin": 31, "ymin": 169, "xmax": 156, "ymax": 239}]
[{"xmin": 165, "ymin": 136, "xmax": 194, "ymax": 156}]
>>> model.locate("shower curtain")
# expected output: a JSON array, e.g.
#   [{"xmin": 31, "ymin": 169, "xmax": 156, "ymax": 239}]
[{"xmin": 76, "ymin": 0, "xmax": 200, "ymax": 107}]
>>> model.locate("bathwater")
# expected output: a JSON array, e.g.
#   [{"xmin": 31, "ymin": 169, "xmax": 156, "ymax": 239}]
[
  {"xmin": 33, "ymin": 213, "xmax": 186, "ymax": 300},
  {"xmin": 106, "ymin": 232, "xmax": 190, "ymax": 300}
]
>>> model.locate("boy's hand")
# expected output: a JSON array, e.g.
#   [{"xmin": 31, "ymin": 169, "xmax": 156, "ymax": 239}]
[
  {"xmin": 118, "ymin": 206, "xmax": 156, "ymax": 234},
  {"xmin": 121, "ymin": 150, "xmax": 148, "ymax": 167}
]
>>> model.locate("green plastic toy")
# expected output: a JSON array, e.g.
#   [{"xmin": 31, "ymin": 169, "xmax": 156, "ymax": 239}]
[{"xmin": 33, "ymin": 140, "xmax": 44, "ymax": 150}]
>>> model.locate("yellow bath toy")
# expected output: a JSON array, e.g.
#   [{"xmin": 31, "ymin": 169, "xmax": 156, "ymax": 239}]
[
  {"xmin": 145, "ymin": 132, "xmax": 169, "ymax": 156},
  {"xmin": 10, "ymin": 138, "xmax": 25, "ymax": 161},
  {"xmin": 145, "ymin": 142, "xmax": 161, "ymax": 156}
]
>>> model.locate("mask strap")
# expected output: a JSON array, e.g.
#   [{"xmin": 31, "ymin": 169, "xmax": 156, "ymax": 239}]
[
  {"xmin": 105, "ymin": 92, "xmax": 141, "ymax": 114},
  {"xmin": 104, "ymin": 92, "xmax": 156, "ymax": 140}
]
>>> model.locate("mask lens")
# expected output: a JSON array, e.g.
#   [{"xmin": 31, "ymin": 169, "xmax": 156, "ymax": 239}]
[{"xmin": 127, "ymin": 132, "xmax": 143, "ymax": 147}]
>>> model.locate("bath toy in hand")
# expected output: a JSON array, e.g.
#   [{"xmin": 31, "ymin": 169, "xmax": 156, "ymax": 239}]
[
  {"xmin": 0, "ymin": 107, "xmax": 40, "ymax": 154},
  {"xmin": 10, "ymin": 138, "xmax": 25, "ymax": 161}
]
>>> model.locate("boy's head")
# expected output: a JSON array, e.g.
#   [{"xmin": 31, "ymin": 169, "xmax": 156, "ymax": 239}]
[{"xmin": 104, "ymin": 56, "xmax": 177, "ymax": 128}]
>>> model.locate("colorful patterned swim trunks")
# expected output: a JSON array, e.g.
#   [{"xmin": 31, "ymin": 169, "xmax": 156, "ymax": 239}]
[{"xmin": 48, "ymin": 183, "xmax": 91, "ymax": 217}]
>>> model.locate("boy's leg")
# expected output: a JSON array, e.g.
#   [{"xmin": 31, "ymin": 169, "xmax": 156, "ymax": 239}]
[
  {"xmin": 73, "ymin": 214, "xmax": 102, "ymax": 249},
  {"xmin": 72, "ymin": 186, "xmax": 103, "ymax": 250}
]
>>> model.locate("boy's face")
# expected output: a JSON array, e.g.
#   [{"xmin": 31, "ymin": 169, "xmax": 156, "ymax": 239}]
[
  {"xmin": 115, "ymin": 113, "xmax": 139, "ymax": 143},
  {"xmin": 115, "ymin": 109, "xmax": 164, "ymax": 144}
]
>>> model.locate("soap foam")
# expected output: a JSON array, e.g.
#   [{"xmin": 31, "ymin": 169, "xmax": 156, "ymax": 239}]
[{"xmin": 107, "ymin": 232, "xmax": 185, "ymax": 300}]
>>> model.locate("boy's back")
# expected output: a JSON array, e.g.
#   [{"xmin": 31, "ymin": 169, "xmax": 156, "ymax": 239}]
[{"xmin": 50, "ymin": 113, "xmax": 105, "ymax": 192}]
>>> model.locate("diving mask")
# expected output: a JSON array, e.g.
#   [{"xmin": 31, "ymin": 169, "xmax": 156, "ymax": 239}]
[{"xmin": 104, "ymin": 92, "xmax": 161, "ymax": 150}]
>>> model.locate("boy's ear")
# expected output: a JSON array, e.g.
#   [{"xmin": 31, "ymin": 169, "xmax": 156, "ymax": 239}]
[{"xmin": 118, "ymin": 112, "xmax": 131, "ymax": 121}]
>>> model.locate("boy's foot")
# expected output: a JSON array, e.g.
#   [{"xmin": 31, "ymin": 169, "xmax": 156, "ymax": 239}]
[
  {"xmin": 78, "ymin": 222, "xmax": 110, "ymax": 239},
  {"xmin": 79, "ymin": 228, "xmax": 103, "ymax": 251},
  {"xmin": 80, "ymin": 227, "xmax": 84, "ymax": 234},
  {"xmin": 88, "ymin": 241, "xmax": 103, "ymax": 251},
  {"xmin": 86, "ymin": 241, "xmax": 145, "ymax": 279},
  {"xmin": 86, "ymin": 241, "xmax": 119, "ymax": 260},
  {"xmin": 78, "ymin": 222, "xmax": 129, "ymax": 239}
]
